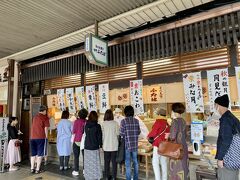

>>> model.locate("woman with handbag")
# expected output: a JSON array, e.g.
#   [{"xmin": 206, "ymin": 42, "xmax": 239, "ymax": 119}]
[
  {"xmin": 168, "ymin": 103, "xmax": 189, "ymax": 180},
  {"xmin": 102, "ymin": 109, "xmax": 119, "ymax": 180},
  {"xmin": 5, "ymin": 117, "xmax": 21, "ymax": 171},
  {"xmin": 148, "ymin": 109, "xmax": 170, "ymax": 180}
]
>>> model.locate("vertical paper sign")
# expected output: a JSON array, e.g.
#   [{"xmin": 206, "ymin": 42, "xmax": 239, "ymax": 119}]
[
  {"xmin": 130, "ymin": 80, "xmax": 144, "ymax": 115},
  {"xmin": 57, "ymin": 89, "xmax": 66, "ymax": 111},
  {"xmin": 235, "ymin": 67, "xmax": 240, "ymax": 101},
  {"xmin": 183, "ymin": 72, "xmax": 204, "ymax": 113},
  {"xmin": 0, "ymin": 117, "xmax": 8, "ymax": 172},
  {"xmin": 99, "ymin": 84, "xmax": 109, "ymax": 113},
  {"xmin": 207, "ymin": 68, "xmax": 230, "ymax": 112},
  {"xmin": 66, "ymin": 88, "xmax": 76, "ymax": 113},
  {"xmin": 86, "ymin": 85, "xmax": 97, "ymax": 112},
  {"xmin": 75, "ymin": 87, "xmax": 86, "ymax": 110}
]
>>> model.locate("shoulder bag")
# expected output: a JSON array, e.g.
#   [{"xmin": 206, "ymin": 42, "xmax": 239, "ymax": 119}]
[
  {"xmin": 148, "ymin": 125, "xmax": 168, "ymax": 144},
  {"xmin": 223, "ymin": 124, "xmax": 240, "ymax": 170},
  {"xmin": 158, "ymin": 119, "xmax": 183, "ymax": 160}
]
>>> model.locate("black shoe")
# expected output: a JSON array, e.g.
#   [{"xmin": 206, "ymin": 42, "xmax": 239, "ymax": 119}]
[{"xmin": 31, "ymin": 169, "xmax": 35, "ymax": 173}]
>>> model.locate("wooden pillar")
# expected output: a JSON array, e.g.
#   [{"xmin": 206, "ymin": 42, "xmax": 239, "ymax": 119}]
[{"xmin": 7, "ymin": 59, "xmax": 14, "ymax": 117}]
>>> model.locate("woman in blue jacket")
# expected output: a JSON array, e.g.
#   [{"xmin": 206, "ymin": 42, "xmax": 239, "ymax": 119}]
[{"xmin": 57, "ymin": 110, "xmax": 72, "ymax": 170}]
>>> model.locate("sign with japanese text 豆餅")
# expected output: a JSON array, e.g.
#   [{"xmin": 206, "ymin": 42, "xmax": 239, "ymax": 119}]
[
  {"xmin": 130, "ymin": 80, "xmax": 144, "ymax": 115},
  {"xmin": 207, "ymin": 68, "xmax": 230, "ymax": 112},
  {"xmin": 99, "ymin": 84, "xmax": 109, "ymax": 114},
  {"xmin": 183, "ymin": 72, "xmax": 204, "ymax": 113}
]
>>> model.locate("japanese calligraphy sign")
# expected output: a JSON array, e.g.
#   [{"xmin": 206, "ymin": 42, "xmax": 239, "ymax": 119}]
[
  {"xmin": 145, "ymin": 85, "xmax": 166, "ymax": 104},
  {"xmin": 183, "ymin": 72, "xmax": 204, "ymax": 113},
  {"xmin": 66, "ymin": 88, "xmax": 76, "ymax": 113},
  {"xmin": 99, "ymin": 84, "xmax": 109, "ymax": 113},
  {"xmin": 75, "ymin": 87, "xmax": 86, "ymax": 110},
  {"xmin": 115, "ymin": 88, "xmax": 130, "ymax": 105},
  {"xmin": 47, "ymin": 95, "xmax": 58, "ymax": 108},
  {"xmin": 86, "ymin": 85, "xmax": 97, "ymax": 112},
  {"xmin": 0, "ymin": 66, "xmax": 8, "ymax": 85},
  {"xmin": 57, "ymin": 89, "xmax": 66, "ymax": 111},
  {"xmin": 0, "ymin": 117, "xmax": 8, "ymax": 172},
  {"xmin": 130, "ymin": 80, "xmax": 144, "ymax": 115},
  {"xmin": 235, "ymin": 67, "xmax": 240, "ymax": 101},
  {"xmin": 207, "ymin": 68, "xmax": 230, "ymax": 112}
]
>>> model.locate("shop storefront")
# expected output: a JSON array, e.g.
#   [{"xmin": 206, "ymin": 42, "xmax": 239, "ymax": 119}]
[{"xmin": 20, "ymin": 11, "xmax": 240, "ymax": 179}]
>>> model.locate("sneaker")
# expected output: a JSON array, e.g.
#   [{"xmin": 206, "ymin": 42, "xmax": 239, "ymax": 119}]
[
  {"xmin": 9, "ymin": 167, "xmax": 18, "ymax": 171},
  {"xmin": 72, "ymin": 171, "xmax": 79, "ymax": 176},
  {"xmin": 59, "ymin": 166, "xmax": 64, "ymax": 171},
  {"xmin": 30, "ymin": 169, "xmax": 35, "ymax": 173}
]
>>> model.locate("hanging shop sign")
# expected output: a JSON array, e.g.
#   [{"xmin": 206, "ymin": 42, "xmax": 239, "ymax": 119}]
[
  {"xmin": 57, "ymin": 89, "xmax": 66, "ymax": 111},
  {"xmin": 130, "ymin": 80, "xmax": 144, "ymax": 115},
  {"xmin": 85, "ymin": 33, "xmax": 108, "ymax": 67},
  {"xmin": 99, "ymin": 84, "xmax": 109, "ymax": 114},
  {"xmin": 86, "ymin": 85, "xmax": 97, "ymax": 112},
  {"xmin": 66, "ymin": 88, "xmax": 76, "ymax": 113},
  {"xmin": 235, "ymin": 67, "xmax": 240, "ymax": 101},
  {"xmin": 183, "ymin": 72, "xmax": 204, "ymax": 113},
  {"xmin": 0, "ymin": 117, "xmax": 9, "ymax": 172},
  {"xmin": 207, "ymin": 68, "xmax": 230, "ymax": 112},
  {"xmin": 75, "ymin": 87, "xmax": 86, "ymax": 110},
  {"xmin": 144, "ymin": 85, "xmax": 166, "ymax": 104}
]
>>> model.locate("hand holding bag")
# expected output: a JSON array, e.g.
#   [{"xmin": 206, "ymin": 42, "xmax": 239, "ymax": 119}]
[
  {"xmin": 158, "ymin": 140, "xmax": 183, "ymax": 160},
  {"xmin": 116, "ymin": 137, "xmax": 125, "ymax": 164}
]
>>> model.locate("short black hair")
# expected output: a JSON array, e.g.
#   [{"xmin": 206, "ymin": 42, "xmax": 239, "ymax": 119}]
[
  {"xmin": 172, "ymin": 103, "xmax": 185, "ymax": 114},
  {"xmin": 9, "ymin": 117, "xmax": 18, "ymax": 124},
  {"xmin": 61, "ymin": 110, "xmax": 70, "ymax": 119},
  {"xmin": 104, "ymin": 109, "xmax": 114, "ymax": 121},
  {"xmin": 124, "ymin": 106, "xmax": 134, "ymax": 117},
  {"xmin": 78, "ymin": 108, "xmax": 88, "ymax": 119},
  {"xmin": 88, "ymin": 111, "xmax": 98, "ymax": 122}
]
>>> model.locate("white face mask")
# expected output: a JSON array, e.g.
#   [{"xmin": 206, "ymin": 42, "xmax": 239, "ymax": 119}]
[
  {"xmin": 171, "ymin": 111, "xmax": 177, "ymax": 119},
  {"xmin": 212, "ymin": 106, "xmax": 221, "ymax": 120}
]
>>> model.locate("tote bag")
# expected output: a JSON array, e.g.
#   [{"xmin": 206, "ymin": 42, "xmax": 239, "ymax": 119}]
[
  {"xmin": 223, "ymin": 126, "xmax": 240, "ymax": 170},
  {"xmin": 80, "ymin": 132, "xmax": 86, "ymax": 150}
]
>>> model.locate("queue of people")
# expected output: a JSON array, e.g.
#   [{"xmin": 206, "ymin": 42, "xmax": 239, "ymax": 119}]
[{"xmin": 4, "ymin": 94, "xmax": 240, "ymax": 180}]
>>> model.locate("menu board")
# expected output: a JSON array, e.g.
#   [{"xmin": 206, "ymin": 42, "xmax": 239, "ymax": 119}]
[
  {"xmin": 99, "ymin": 84, "xmax": 109, "ymax": 113},
  {"xmin": 207, "ymin": 68, "xmax": 230, "ymax": 112},
  {"xmin": 86, "ymin": 85, "xmax": 97, "ymax": 112},
  {"xmin": 183, "ymin": 72, "xmax": 204, "ymax": 113},
  {"xmin": 130, "ymin": 80, "xmax": 144, "ymax": 115}
]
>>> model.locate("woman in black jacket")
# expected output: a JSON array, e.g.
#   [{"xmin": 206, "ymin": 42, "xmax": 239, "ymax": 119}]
[{"xmin": 84, "ymin": 111, "xmax": 103, "ymax": 180}]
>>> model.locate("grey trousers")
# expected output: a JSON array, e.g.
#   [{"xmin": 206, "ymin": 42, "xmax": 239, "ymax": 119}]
[{"xmin": 218, "ymin": 167, "xmax": 239, "ymax": 180}]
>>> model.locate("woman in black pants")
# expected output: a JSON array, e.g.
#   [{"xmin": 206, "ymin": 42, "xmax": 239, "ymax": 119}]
[
  {"xmin": 72, "ymin": 108, "xmax": 88, "ymax": 176},
  {"xmin": 102, "ymin": 109, "xmax": 119, "ymax": 180}
]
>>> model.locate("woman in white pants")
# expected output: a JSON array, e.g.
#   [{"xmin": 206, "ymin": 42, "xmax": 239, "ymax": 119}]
[{"xmin": 148, "ymin": 109, "xmax": 170, "ymax": 180}]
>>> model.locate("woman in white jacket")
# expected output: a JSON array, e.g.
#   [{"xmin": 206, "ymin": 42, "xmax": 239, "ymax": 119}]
[{"xmin": 102, "ymin": 109, "xmax": 119, "ymax": 180}]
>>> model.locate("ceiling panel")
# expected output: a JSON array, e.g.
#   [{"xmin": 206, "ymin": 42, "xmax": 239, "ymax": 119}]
[{"xmin": 0, "ymin": 0, "xmax": 215, "ymax": 65}]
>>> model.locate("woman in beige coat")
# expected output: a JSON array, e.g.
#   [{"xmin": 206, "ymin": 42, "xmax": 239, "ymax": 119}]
[{"xmin": 102, "ymin": 109, "xmax": 119, "ymax": 180}]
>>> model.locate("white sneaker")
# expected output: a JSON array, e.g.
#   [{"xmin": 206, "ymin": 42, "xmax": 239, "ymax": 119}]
[
  {"xmin": 72, "ymin": 171, "xmax": 79, "ymax": 176},
  {"xmin": 9, "ymin": 167, "xmax": 18, "ymax": 171}
]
